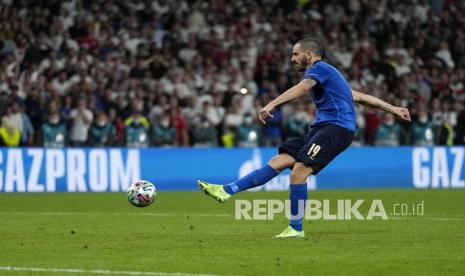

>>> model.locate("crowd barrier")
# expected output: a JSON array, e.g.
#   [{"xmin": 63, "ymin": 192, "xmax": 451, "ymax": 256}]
[{"xmin": 0, "ymin": 147, "xmax": 463, "ymax": 192}]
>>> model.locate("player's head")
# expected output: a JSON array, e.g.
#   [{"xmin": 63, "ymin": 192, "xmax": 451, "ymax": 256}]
[{"xmin": 291, "ymin": 37, "xmax": 323, "ymax": 72}]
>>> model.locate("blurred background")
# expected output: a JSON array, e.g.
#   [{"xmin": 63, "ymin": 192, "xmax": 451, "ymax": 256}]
[{"xmin": 0, "ymin": 0, "xmax": 464, "ymax": 149}]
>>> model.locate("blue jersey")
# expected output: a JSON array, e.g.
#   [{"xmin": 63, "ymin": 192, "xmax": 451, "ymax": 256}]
[{"xmin": 304, "ymin": 60, "xmax": 356, "ymax": 131}]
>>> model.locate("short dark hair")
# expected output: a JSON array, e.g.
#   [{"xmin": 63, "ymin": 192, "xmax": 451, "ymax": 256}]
[{"xmin": 296, "ymin": 37, "xmax": 323, "ymax": 56}]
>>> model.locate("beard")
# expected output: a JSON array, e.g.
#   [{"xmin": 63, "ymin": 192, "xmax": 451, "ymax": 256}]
[{"xmin": 293, "ymin": 57, "xmax": 309, "ymax": 72}]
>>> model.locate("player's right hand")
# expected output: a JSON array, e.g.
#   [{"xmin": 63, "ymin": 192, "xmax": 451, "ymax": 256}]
[
  {"xmin": 393, "ymin": 106, "xmax": 411, "ymax": 122},
  {"xmin": 258, "ymin": 104, "xmax": 274, "ymax": 124}
]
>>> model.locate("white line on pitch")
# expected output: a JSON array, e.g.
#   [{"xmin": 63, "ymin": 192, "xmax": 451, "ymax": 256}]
[
  {"xmin": 0, "ymin": 266, "xmax": 219, "ymax": 276},
  {"xmin": 2, "ymin": 212, "xmax": 465, "ymax": 221},
  {"xmin": 0, "ymin": 211, "xmax": 230, "ymax": 217}
]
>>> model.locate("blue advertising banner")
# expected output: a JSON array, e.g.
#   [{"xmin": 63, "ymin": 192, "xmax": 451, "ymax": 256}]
[{"xmin": 0, "ymin": 147, "xmax": 464, "ymax": 192}]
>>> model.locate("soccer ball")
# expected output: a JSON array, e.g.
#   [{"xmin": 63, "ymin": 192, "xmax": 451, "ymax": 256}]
[{"xmin": 127, "ymin": 180, "xmax": 157, "ymax": 207}]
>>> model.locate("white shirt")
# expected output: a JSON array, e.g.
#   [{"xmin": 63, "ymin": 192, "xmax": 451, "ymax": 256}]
[
  {"xmin": 51, "ymin": 79, "xmax": 72, "ymax": 95},
  {"xmin": 224, "ymin": 112, "xmax": 243, "ymax": 128},
  {"xmin": 70, "ymin": 109, "xmax": 93, "ymax": 142},
  {"xmin": 6, "ymin": 113, "xmax": 23, "ymax": 134}
]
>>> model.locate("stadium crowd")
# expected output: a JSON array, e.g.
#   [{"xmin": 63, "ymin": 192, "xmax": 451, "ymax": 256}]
[{"xmin": 0, "ymin": 0, "xmax": 464, "ymax": 148}]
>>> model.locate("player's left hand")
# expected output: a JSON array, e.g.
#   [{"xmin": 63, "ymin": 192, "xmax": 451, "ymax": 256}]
[
  {"xmin": 393, "ymin": 106, "xmax": 411, "ymax": 122},
  {"xmin": 258, "ymin": 104, "xmax": 274, "ymax": 124}
]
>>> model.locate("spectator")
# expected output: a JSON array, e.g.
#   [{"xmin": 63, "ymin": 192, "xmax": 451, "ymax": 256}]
[
  {"xmin": 20, "ymin": 106, "xmax": 34, "ymax": 146},
  {"xmin": 5, "ymin": 101, "xmax": 34, "ymax": 145},
  {"xmin": 236, "ymin": 113, "xmax": 261, "ymax": 148},
  {"xmin": 51, "ymin": 71, "xmax": 72, "ymax": 95},
  {"xmin": 352, "ymin": 105, "xmax": 366, "ymax": 146},
  {"xmin": 4, "ymin": 102, "xmax": 23, "ymax": 136},
  {"xmin": 88, "ymin": 111, "xmax": 115, "ymax": 147},
  {"xmin": 193, "ymin": 116, "xmax": 217, "ymax": 147},
  {"xmin": 125, "ymin": 112, "xmax": 149, "ymax": 148},
  {"xmin": 124, "ymin": 111, "xmax": 150, "ymax": 129},
  {"xmin": 170, "ymin": 108, "xmax": 189, "ymax": 146},
  {"xmin": 69, "ymin": 98, "xmax": 93, "ymax": 146},
  {"xmin": 437, "ymin": 115, "xmax": 454, "ymax": 146},
  {"xmin": 24, "ymin": 87, "xmax": 46, "ymax": 131},
  {"xmin": 0, "ymin": 117, "xmax": 20, "ymax": 147},
  {"xmin": 212, "ymin": 94, "xmax": 226, "ymax": 145},
  {"xmin": 40, "ymin": 112, "xmax": 67, "ymax": 148},
  {"xmin": 285, "ymin": 103, "xmax": 311, "ymax": 138},
  {"xmin": 152, "ymin": 113, "xmax": 177, "ymax": 147},
  {"xmin": 375, "ymin": 113, "xmax": 402, "ymax": 146},
  {"xmin": 224, "ymin": 97, "xmax": 244, "ymax": 130},
  {"xmin": 364, "ymin": 108, "xmax": 383, "ymax": 145},
  {"xmin": 60, "ymin": 95, "xmax": 73, "ymax": 128},
  {"xmin": 222, "ymin": 126, "xmax": 235, "ymax": 148},
  {"xmin": 0, "ymin": 91, "xmax": 10, "ymax": 116},
  {"xmin": 455, "ymin": 106, "xmax": 465, "ymax": 145},
  {"xmin": 430, "ymin": 98, "xmax": 443, "ymax": 129},
  {"xmin": 0, "ymin": 0, "xmax": 464, "ymax": 148},
  {"xmin": 263, "ymin": 107, "xmax": 283, "ymax": 147},
  {"xmin": 201, "ymin": 100, "xmax": 223, "ymax": 127},
  {"xmin": 108, "ymin": 108, "xmax": 125, "ymax": 146},
  {"xmin": 129, "ymin": 58, "xmax": 147, "ymax": 79},
  {"xmin": 435, "ymin": 41, "xmax": 455, "ymax": 69},
  {"xmin": 412, "ymin": 111, "xmax": 434, "ymax": 146}
]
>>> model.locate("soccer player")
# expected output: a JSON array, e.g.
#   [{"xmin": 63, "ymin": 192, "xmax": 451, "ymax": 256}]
[{"xmin": 198, "ymin": 37, "xmax": 411, "ymax": 238}]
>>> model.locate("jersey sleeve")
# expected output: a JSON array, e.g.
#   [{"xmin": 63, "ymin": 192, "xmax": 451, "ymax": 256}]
[{"xmin": 303, "ymin": 64, "xmax": 329, "ymax": 85}]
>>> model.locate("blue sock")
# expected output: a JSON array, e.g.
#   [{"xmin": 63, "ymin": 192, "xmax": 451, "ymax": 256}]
[
  {"xmin": 289, "ymin": 183, "xmax": 308, "ymax": 231},
  {"xmin": 223, "ymin": 165, "xmax": 278, "ymax": 195}
]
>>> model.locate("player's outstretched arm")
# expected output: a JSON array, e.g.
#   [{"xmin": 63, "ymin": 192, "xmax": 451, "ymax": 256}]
[
  {"xmin": 352, "ymin": 90, "xmax": 411, "ymax": 122},
  {"xmin": 258, "ymin": 79, "xmax": 316, "ymax": 124}
]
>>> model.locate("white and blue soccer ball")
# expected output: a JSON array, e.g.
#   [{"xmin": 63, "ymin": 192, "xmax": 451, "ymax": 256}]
[{"xmin": 127, "ymin": 180, "xmax": 157, "ymax": 207}]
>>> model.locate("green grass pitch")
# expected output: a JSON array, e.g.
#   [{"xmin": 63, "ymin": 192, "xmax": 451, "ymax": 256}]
[{"xmin": 0, "ymin": 189, "xmax": 465, "ymax": 275}]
